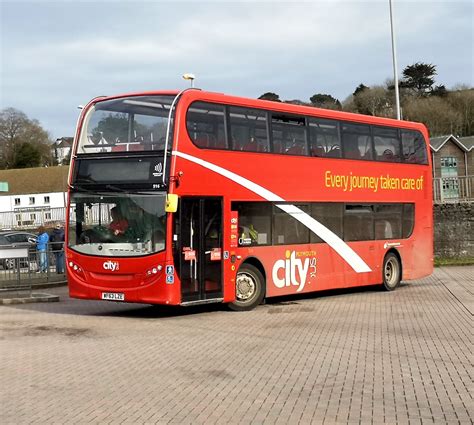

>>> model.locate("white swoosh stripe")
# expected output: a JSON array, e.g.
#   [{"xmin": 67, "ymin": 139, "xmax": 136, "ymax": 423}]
[{"xmin": 173, "ymin": 151, "xmax": 371, "ymax": 273}]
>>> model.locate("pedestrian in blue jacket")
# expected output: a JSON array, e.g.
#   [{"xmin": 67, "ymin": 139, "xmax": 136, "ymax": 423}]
[{"xmin": 36, "ymin": 226, "xmax": 49, "ymax": 273}]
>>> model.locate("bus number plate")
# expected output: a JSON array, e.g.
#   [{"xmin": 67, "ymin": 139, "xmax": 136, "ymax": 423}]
[{"xmin": 102, "ymin": 292, "xmax": 125, "ymax": 301}]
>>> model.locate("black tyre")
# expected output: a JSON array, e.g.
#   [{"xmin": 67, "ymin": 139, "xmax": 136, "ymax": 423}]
[
  {"xmin": 228, "ymin": 263, "xmax": 265, "ymax": 311},
  {"xmin": 382, "ymin": 252, "xmax": 401, "ymax": 291}
]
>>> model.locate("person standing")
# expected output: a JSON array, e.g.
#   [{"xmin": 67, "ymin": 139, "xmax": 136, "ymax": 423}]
[
  {"xmin": 50, "ymin": 223, "xmax": 65, "ymax": 274},
  {"xmin": 36, "ymin": 226, "xmax": 49, "ymax": 273}
]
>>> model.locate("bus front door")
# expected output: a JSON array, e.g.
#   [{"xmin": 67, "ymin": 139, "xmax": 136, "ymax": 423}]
[{"xmin": 179, "ymin": 198, "xmax": 223, "ymax": 303}]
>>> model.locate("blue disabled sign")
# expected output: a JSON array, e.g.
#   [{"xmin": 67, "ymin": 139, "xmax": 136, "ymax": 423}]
[{"xmin": 166, "ymin": 275, "xmax": 174, "ymax": 284}]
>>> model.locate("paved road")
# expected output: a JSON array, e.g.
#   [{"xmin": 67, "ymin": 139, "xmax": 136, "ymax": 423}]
[{"xmin": 1, "ymin": 267, "xmax": 472, "ymax": 424}]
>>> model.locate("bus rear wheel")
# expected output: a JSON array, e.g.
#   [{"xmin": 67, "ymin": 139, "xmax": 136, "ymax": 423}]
[
  {"xmin": 382, "ymin": 252, "xmax": 401, "ymax": 291},
  {"xmin": 228, "ymin": 264, "xmax": 265, "ymax": 311}
]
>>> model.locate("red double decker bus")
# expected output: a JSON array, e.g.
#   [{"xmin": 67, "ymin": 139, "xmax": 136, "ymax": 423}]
[{"xmin": 66, "ymin": 89, "xmax": 432, "ymax": 310}]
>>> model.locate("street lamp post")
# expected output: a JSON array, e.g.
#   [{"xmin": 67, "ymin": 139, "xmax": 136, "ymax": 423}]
[
  {"xmin": 389, "ymin": 0, "xmax": 401, "ymax": 120},
  {"xmin": 182, "ymin": 73, "xmax": 196, "ymax": 88}
]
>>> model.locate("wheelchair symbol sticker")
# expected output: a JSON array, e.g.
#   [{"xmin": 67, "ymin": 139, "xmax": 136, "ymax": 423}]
[{"xmin": 166, "ymin": 275, "xmax": 174, "ymax": 284}]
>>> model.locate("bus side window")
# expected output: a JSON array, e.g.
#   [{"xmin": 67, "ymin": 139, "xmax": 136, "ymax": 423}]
[
  {"xmin": 342, "ymin": 123, "xmax": 373, "ymax": 160},
  {"xmin": 231, "ymin": 202, "xmax": 271, "ymax": 246},
  {"xmin": 186, "ymin": 102, "xmax": 227, "ymax": 149},
  {"xmin": 373, "ymin": 127, "xmax": 401, "ymax": 162},
  {"xmin": 344, "ymin": 205, "xmax": 374, "ymax": 241},
  {"xmin": 401, "ymin": 130, "xmax": 428, "ymax": 164},
  {"xmin": 374, "ymin": 204, "xmax": 402, "ymax": 239},
  {"xmin": 308, "ymin": 118, "xmax": 341, "ymax": 158},
  {"xmin": 229, "ymin": 107, "xmax": 269, "ymax": 153}
]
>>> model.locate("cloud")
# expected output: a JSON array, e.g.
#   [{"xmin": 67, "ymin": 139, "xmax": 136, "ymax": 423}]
[{"xmin": 1, "ymin": 1, "xmax": 472, "ymax": 138}]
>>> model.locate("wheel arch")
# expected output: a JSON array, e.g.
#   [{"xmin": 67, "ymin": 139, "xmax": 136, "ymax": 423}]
[
  {"xmin": 240, "ymin": 256, "xmax": 267, "ymax": 296},
  {"xmin": 384, "ymin": 248, "xmax": 403, "ymax": 282}
]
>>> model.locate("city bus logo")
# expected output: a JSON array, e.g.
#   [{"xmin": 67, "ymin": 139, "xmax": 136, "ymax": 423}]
[
  {"xmin": 272, "ymin": 250, "xmax": 316, "ymax": 293},
  {"xmin": 103, "ymin": 260, "xmax": 119, "ymax": 272}
]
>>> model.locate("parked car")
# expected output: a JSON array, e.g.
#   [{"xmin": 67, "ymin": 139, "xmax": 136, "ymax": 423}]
[{"xmin": 0, "ymin": 231, "xmax": 37, "ymax": 270}]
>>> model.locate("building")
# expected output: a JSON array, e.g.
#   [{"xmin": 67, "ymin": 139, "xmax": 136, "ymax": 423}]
[
  {"xmin": 430, "ymin": 135, "xmax": 474, "ymax": 203},
  {"xmin": 0, "ymin": 166, "xmax": 69, "ymax": 229},
  {"xmin": 52, "ymin": 137, "xmax": 73, "ymax": 164}
]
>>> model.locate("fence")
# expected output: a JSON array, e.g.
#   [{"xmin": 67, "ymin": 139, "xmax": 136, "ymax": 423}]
[
  {"xmin": 0, "ymin": 207, "xmax": 67, "ymax": 230},
  {"xmin": 0, "ymin": 243, "xmax": 66, "ymax": 294},
  {"xmin": 433, "ymin": 175, "xmax": 474, "ymax": 204}
]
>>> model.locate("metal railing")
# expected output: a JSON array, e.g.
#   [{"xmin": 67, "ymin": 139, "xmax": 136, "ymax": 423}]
[
  {"xmin": 0, "ymin": 243, "xmax": 66, "ymax": 294},
  {"xmin": 433, "ymin": 175, "xmax": 474, "ymax": 203},
  {"xmin": 0, "ymin": 207, "xmax": 67, "ymax": 230}
]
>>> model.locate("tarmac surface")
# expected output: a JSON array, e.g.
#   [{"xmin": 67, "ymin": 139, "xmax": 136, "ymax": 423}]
[{"xmin": 1, "ymin": 266, "xmax": 472, "ymax": 424}]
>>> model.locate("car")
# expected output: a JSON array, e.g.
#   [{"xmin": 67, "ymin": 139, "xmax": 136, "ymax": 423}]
[{"xmin": 0, "ymin": 231, "xmax": 37, "ymax": 270}]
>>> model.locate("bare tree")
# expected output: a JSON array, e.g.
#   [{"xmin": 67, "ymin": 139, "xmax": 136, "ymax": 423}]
[
  {"xmin": 0, "ymin": 108, "xmax": 52, "ymax": 169},
  {"xmin": 403, "ymin": 96, "xmax": 463, "ymax": 136}
]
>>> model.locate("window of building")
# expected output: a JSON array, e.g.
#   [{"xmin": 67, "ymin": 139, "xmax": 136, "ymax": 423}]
[
  {"xmin": 44, "ymin": 196, "xmax": 50, "ymax": 204},
  {"xmin": 341, "ymin": 123, "xmax": 373, "ymax": 160},
  {"xmin": 14, "ymin": 198, "xmax": 20, "ymax": 206},
  {"xmin": 45, "ymin": 212, "xmax": 52, "ymax": 220},
  {"xmin": 30, "ymin": 213, "xmax": 36, "ymax": 220},
  {"xmin": 308, "ymin": 118, "xmax": 341, "ymax": 158},
  {"xmin": 229, "ymin": 107, "xmax": 269, "ymax": 152},
  {"xmin": 344, "ymin": 205, "xmax": 374, "ymax": 241},
  {"xmin": 401, "ymin": 130, "xmax": 428, "ymax": 164},
  {"xmin": 373, "ymin": 127, "xmax": 401, "ymax": 162},
  {"xmin": 273, "ymin": 204, "xmax": 310, "ymax": 245},
  {"xmin": 232, "ymin": 202, "xmax": 272, "ymax": 246},
  {"xmin": 29, "ymin": 197, "xmax": 35, "ymax": 205},
  {"xmin": 271, "ymin": 114, "xmax": 307, "ymax": 155},
  {"xmin": 186, "ymin": 102, "xmax": 227, "ymax": 149}
]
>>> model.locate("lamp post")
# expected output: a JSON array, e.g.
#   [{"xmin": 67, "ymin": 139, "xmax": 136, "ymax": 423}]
[
  {"xmin": 182, "ymin": 73, "xmax": 196, "ymax": 88},
  {"xmin": 389, "ymin": 0, "xmax": 401, "ymax": 120}
]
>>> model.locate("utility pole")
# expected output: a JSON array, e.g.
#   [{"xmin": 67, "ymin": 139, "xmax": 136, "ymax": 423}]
[{"xmin": 389, "ymin": 0, "xmax": 401, "ymax": 120}]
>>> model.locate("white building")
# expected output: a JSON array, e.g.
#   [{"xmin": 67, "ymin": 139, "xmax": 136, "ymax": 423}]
[
  {"xmin": 0, "ymin": 166, "xmax": 69, "ymax": 230},
  {"xmin": 52, "ymin": 137, "xmax": 73, "ymax": 164}
]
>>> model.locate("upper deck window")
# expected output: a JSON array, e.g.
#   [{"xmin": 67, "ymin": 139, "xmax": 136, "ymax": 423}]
[
  {"xmin": 308, "ymin": 118, "xmax": 341, "ymax": 158},
  {"xmin": 271, "ymin": 114, "xmax": 307, "ymax": 155},
  {"xmin": 341, "ymin": 123, "xmax": 373, "ymax": 160},
  {"xmin": 229, "ymin": 106, "xmax": 269, "ymax": 152},
  {"xmin": 186, "ymin": 102, "xmax": 227, "ymax": 149},
  {"xmin": 401, "ymin": 130, "xmax": 428, "ymax": 164},
  {"xmin": 78, "ymin": 95, "xmax": 174, "ymax": 154},
  {"xmin": 373, "ymin": 126, "xmax": 401, "ymax": 162}
]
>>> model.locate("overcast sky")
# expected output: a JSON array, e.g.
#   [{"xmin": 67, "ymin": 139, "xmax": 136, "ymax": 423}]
[{"xmin": 1, "ymin": 0, "xmax": 472, "ymax": 139}]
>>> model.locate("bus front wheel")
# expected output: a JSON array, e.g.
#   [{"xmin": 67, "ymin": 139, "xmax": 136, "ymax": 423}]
[
  {"xmin": 382, "ymin": 252, "xmax": 401, "ymax": 291},
  {"xmin": 229, "ymin": 264, "xmax": 265, "ymax": 311}
]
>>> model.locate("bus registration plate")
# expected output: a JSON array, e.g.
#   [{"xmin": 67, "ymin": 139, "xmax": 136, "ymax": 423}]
[{"xmin": 102, "ymin": 292, "xmax": 125, "ymax": 301}]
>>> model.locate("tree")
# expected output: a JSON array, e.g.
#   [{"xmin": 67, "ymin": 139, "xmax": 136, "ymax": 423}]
[
  {"xmin": 446, "ymin": 87, "xmax": 474, "ymax": 136},
  {"xmin": 401, "ymin": 62, "xmax": 437, "ymax": 95},
  {"xmin": 353, "ymin": 84, "xmax": 369, "ymax": 97},
  {"xmin": 403, "ymin": 96, "xmax": 463, "ymax": 136},
  {"xmin": 0, "ymin": 107, "xmax": 52, "ymax": 169},
  {"xmin": 351, "ymin": 86, "xmax": 393, "ymax": 117},
  {"xmin": 258, "ymin": 92, "xmax": 281, "ymax": 102},
  {"xmin": 13, "ymin": 142, "xmax": 42, "ymax": 168},
  {"xmin": 309, "ymin": 93, "xmax": 342, "ymax": 110}
]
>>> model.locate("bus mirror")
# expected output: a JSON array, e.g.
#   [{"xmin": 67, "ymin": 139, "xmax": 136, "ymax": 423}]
[{"xmin": 165, "ymin": 194, "xmax": 178, "ymax": 213}]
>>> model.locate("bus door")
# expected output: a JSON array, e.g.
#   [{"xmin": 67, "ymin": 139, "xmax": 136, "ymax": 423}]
[{"xmin": 179, "ymin": 198, "xmax": 223, "ymax": 303}]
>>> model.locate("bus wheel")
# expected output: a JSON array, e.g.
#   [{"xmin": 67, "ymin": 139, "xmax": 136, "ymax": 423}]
[
  {"xmin": 229, "ymin": 264, "xmax": 265, "ymax": 311},
  {"xmin": 382, "ymin": 252, "xmax": 401, "ymax": 291}
]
